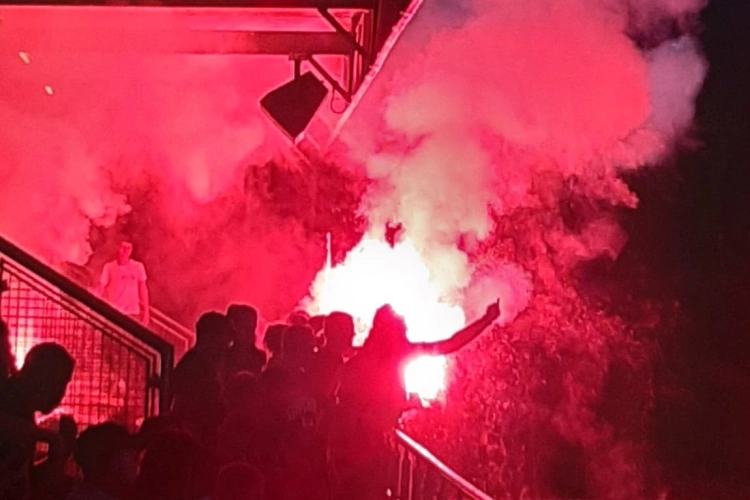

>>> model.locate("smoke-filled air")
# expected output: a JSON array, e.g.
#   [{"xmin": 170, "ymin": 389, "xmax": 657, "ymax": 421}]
[{"xmin": 0, "ymin": 0, "xmax": 708, "ymax": 498}]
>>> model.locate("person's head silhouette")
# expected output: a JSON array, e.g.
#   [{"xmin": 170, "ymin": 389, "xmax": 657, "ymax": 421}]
[
  {"xmin": 17, "ymin": 343, "xmax": 74, "ymax": 414},
  {"xmin": 264, "ymin": 324, "xmax": 286, "ymax": 357},
  {"xmin": 283, "ymin": 325, "xmax": 316, "ymax": 370},
  {"xmin": 226, "ymin": 304, "xmax": 258, "ymax": 344},
  {"xmin": 364, "ymin": 305, "xmax": 409, "ymax": 356},
  {"xmin": 324, "ymin": 312, "xmax": 355, "ymax": 356},
  {"xmin": 195, "ymin": 312, "xmax": 231, "ymax": 354},
  {"xmin": 74, "ymin": 422, "xmax": 138, "ymax": 496}
]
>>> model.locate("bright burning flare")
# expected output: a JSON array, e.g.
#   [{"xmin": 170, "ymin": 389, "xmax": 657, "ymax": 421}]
[{"xmin": 308, "ymin": 235, "xmax": 465, "ymax": 401}]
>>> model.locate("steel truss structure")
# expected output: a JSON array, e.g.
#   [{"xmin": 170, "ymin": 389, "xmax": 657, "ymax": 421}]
[{"xmin": 0, "ymin": 0, "xmax": 412, "ymax": 102}]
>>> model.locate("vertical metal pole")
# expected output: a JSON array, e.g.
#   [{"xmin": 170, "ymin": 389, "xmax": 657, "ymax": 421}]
[
  {"xmin": 294, "ymin": 58, "xmax": 302, "ymax": 79},
  {"xmin": 397, "ymin": 444, "xmax": 406, "ymax": 499},
  {"xmin": 408, "ymin": 454, "xmax": 415, "ymax": 500},
  {"xmin": 0, "ymin": 258, "xmax": 5, "ymax": 310},
  {"xmin": 347, "ymin": 12, "xmax": 359, "ymax": 96}
]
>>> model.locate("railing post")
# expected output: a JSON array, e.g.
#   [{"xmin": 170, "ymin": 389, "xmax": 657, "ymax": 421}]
[
  {"xmin": 396, "ymin": 442, "xmax": 406, "ymax": 499},
  {"xmin": 159, "ymin": 348, "xmax": 173, "ymax": 414},
  {"xmin": 394, "ymin": 431, "xmax": 495, "ymax": 500},
  {"xmin": 407, "ymin": 451, "xmax": 415, "ymax": 500},
  {"xmin": 0, "ymin": 258, "xmax": 7, "ymax": 309}
]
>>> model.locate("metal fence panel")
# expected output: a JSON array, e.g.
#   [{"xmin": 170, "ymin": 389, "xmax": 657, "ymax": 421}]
[{"xmin": 0, "ymin": 253, "xmax": 168, "ymax": 431}]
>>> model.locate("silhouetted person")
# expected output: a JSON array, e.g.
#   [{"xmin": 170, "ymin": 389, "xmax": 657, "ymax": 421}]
[
  {"xmin": 339, "ymin": 302, "xmax": 499, "ymax": 427},
  {"xmin": 217, "ymin": 410, "xmax": 267, "ymax": 468},
  {"xmin": 213, "ymin": 462, "xmax": 265, "ymax": 500},
  {"xmin": 0, "ymin": 342, "xmax": 74, "ymax": 422},
  {"xmin": 97, "ymin": 241, "xmax": 150, "ymax": 325},
  {"xmin": 333, "ymin": 301, "xmax": 500, "ymax": 500},
  {"xmin": 278, "ymin": 324, "xmax": 317, "ymax": 375},
  {"xmin": 0, "ymin": 343, "xmax": 75, "ymax": 498},
  {"xmin": 261, "ymin": 325, "xmax": 328, "ymax": 500},
  {"xmin": 134, "ymin": 431, "xmax": 217, "ymax": 500},
  {"xmin": 68, "ymin": 423, "xmax": 138, "ymax": 500},
  {"xmin": 322, "ymin": 312, "xmax": 356, "ymax": 360},
  {"xmin": 170, "ymin": 312, "xmax": 231, "ymax": 445},
  {"xmin": 262, "ymin": 326, "xmax": 319, "ymax": 430},
  {"xmin": 135, "ymin": 415, "xmax": 186, "ymax": 453},
  {"xmin": 287, "ymin": 310, "xmax": 310, "ymax": 326},
  {"xmin": 223, "ymin": 371, "xmax": 261, "ymax": 415},
  {"xmin": 316, "ymin": 312, "xmax": 356, "ymax": 403},
  {"xmin": 263, "ymin": 324, "xmax": 286, "ymax": 371},
  {"xmin": 226, "ymin": 304, "xmax": 266, "ymax": 378},
  {"xmin": 308, "ymin": 315, "xmax": 326, "ymax": 337},
  {"xmin": 218, "ymin": 371, "xmax": 269, "ymax": 466}
]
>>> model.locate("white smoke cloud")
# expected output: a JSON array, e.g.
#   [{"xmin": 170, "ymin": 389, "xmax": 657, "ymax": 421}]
[
  {"xmin": 331, "ymin": 0, "xmax": 707, "ymax": 316},
  {"xmin": 0, "ymin": 1, "xmax": 707, "ymax": 324},
  {"xmin": 644, "ymin": 36, "xmax": 707, "ymax": 143}
]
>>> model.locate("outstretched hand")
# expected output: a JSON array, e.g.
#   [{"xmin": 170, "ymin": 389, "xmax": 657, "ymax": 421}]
[{"xmin": 484, "ymin": 299, "xmax": 501, "ymax": 322}]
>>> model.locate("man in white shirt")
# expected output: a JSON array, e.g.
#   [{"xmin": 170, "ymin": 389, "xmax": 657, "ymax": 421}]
[{"xmin": 97, "ymin": 241, "xmax": 150, "ymax": 326}]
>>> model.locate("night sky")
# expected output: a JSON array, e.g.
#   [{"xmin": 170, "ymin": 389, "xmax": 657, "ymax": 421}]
[{"xmin": 625, "ymin": 0, "xmax": 750, "ymax": 494}]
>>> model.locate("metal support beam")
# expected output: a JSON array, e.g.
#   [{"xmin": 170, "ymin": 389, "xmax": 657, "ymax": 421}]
[
  {"xmin": 0, "ymin": 0, "xmax": 376, "ymax": 7},
  {"xmin": 307, "ymin": 54, "xmax": 351, "ymax": 102},
  {"xmin": 317, "ymin": 6, "xmax": 370, "ymax": 63},
  {"xmin": 0, "ymin": 30, "xmax": 357, "ymax": 55}
]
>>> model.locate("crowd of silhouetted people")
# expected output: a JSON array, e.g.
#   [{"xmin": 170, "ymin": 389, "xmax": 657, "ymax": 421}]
[{"xmin": 0, "ymin": 300, "xmax": 499, "ymax": 500}]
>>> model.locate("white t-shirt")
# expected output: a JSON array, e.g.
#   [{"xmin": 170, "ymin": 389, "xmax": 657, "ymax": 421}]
[{"xmin": 100, "ymin": 260, "xmax": 147, "ymax": 315}]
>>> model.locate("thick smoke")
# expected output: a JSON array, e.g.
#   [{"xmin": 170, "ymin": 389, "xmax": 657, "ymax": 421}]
[
  {"xmin": 330, "ymin": 0, "xmax": 707, "ymax": 497},
  {"xmin": 336, "ymin": 0, "xmax": 706, "ymax": 320},
  {"xmin": 0, "ymin": 12, "xmax": 270, "ymax": 260},
  {"xmin": 0, "ymin": 1, "xmax": 709, "ymax": 494},
  {"xmin": 0, "ymin": 8, "xmax": 351, "ymax": 320}
]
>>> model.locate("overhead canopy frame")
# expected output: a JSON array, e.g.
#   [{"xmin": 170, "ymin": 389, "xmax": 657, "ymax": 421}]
[{"xmin": 0, "ymin": 0, "xmax": 413, "ymax": 100}]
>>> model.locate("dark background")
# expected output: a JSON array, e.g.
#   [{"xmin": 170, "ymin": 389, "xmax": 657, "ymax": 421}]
[{"xmin": 623, "ymin": 0, "xmax": 750, "ymax": 494}]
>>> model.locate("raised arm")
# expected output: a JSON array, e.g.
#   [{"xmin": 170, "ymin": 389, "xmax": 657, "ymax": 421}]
[{"xmin": 419, "ymin": 300, "xmax": 501, "ymax": 356}]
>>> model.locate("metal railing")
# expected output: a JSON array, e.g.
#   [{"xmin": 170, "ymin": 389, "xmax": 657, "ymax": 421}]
[
  {"xmin": 149, "ymin": 307, "xmax": 194, "ymax": 360},
  {"xmin": 0, "ymin": 235, "xmax": 173, "ymax": 431},
  {"xmin": 393, "ymin": 430, "xmax": 494, "ymax": 500},
  {"xmin": 60, "ymin": 262, "xmax": 194, "ymax": 361}
]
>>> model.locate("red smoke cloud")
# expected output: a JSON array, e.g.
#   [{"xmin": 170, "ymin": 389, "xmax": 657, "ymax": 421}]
[
  {"xmin": 0, "ymin": 1, "xmax": 708, "ymax": 495},
  {"xmin": 0, "ymin": 7, "xmax": 352, "ymax": 319},
  {"xmin": 320, "ymin": 0, "xmax": 706, "ymax": 497}
]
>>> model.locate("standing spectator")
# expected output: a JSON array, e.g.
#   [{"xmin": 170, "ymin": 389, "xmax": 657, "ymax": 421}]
[
  {"xmin": 315, "ymin": 312, "xmax": 356, "ymax": 411},
  {"xmin": 170, "ymin": 312, "xmax": 231, "ymax": 445},
  {"xmin": 333, "ymin": 301, "xmax": 500, "ymax": 500},
  {"xmin": 0, "ymin": 343, "xmax": 75, "ymax": 498},
  {"xmin": 226, "ymin": 305, "xmax": 266, "ymax": 378},
  {"xmin": 134, "ymin": 430, "xmax": 217, "ymax": 500},
  {"xmin": 97, "ymin": 241, "xmax": 150, "ymax": 326},
  {"xmin": 263, "ymin": 324, "xmax": 286, "ymax": 371},
  {"xmin": 68, "ymin": 422, "xmax": 138, "ymax": 500}
]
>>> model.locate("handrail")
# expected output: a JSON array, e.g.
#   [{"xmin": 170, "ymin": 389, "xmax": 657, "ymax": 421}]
[
  {"xmin": 395, "ymin": 430, "xmax": 494, "ymax": 500},
  {"xmin": 150, "ymin": 307, "xmax": 194, "ymax": 344},
  {"xmin": 0, "ymin": 235, "xmax": 173, "ymax": 412},
  {"xmin": 60, "ymin": 262, "xmax": 195, "ymax": 358}
]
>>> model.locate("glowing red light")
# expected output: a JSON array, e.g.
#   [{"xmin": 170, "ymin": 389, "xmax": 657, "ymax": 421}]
[{"xmin": 308, "ymin": 234, "xmax": 465, "ymax": 402}]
